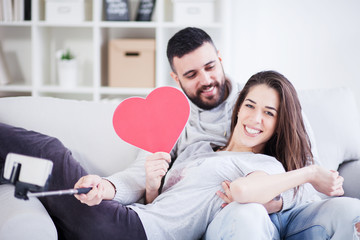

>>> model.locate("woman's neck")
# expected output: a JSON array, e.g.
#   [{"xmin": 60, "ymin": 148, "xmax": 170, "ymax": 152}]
[{"xmin": 224, "ymin": 142, "xmax": 263, "ymax": 153}]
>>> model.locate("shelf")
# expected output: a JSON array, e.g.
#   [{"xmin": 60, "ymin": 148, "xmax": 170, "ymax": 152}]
[
  {"xmin": 0, "ymin": 0, "xmax": 231, "ymax": 101},
  {"xmin": 0, "ymin": 21, "xmax": 32, "ymax": 27},
  {"xmin": 99, "ymin": 21, "xmax": 158, "ymax": 28},
  {"xmin": 161, "ymin": 22, "xmax": 224, "ymax": 28},
  {"xmin": 100, "ymin": 87, "xmax": 153, "ymax": 96},
  {"xmin": 39, "ymin": 92, "xmax": 94, "ymax": 101},
  {"xmin": 38, "ymin": 86, "xmax": 94, "ymax": 94},
  {"xmin": 0, "ymin": 84, "xmax": 32, "ymax": 92},
  {"xmin": 37, "ymin": 21, "xmax": 94, "ymax": 28}
]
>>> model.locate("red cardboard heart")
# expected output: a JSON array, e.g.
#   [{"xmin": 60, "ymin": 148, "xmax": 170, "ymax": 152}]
[{"xmin": 113, "ymin": 87, "xmax": 190, "ymax": 153}]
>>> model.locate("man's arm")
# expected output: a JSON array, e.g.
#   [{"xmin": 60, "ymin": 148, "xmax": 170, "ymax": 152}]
[
  {"xmin": 74, "ymin": 175, "xmax": 115, "ymax": 206},
  {"xmin": 74, "ymin": 150, "xmax": 172, "ymax": 206},
  {"xmin": 144, "ymin": 152, "xmax": 171, "ymax": 203},
  {"xmin": 104, "ymin": 150, "xmax": 150, "ymax": 205}
]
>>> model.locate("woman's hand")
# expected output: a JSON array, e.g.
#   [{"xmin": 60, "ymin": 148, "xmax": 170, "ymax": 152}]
[
  {"xmin": 216, "ymin": 180, "xmax": 234, "ymax": 208},
  {"xmin": 74, "ymin": 175, "xmax": 115, "ymax": 206},
  {"xmin": 217, "ymin": 180, "xmax": 282, "ymax": 213},
  {"xmin": 308, "ymin": 165, "xmax": 344, "ymax": 197},
  {"xmin": 145, "ymin": 152, "xmax": 171, "ymax": 203}
]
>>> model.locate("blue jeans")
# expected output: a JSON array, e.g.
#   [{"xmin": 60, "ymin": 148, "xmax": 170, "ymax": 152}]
[{"xmin": 204, "ymin": 197, "xmax": 360, "ymax": 240}]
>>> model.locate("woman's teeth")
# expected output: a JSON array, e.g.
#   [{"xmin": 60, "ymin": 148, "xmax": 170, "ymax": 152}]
[{"xmin": 245, "ymin": 126, "xmax": 260, "ymax": 134}]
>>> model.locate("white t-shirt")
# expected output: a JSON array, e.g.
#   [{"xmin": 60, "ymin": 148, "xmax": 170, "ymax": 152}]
[{"xmin": 130, "ymin": 142, "xmax": 286, "ymax": 240}]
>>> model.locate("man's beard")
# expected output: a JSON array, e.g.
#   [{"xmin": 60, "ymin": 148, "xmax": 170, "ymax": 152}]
[{"xmin": 181, "ymin": 80, "xmax": 227, "ymax": 110}]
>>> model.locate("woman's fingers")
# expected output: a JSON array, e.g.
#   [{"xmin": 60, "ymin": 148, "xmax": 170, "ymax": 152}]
[
  {"xmin": 216, "ymin": 190, "xmax": 230, "ymax": 202},
  {"xmin": 311, "ymin": 167, "xmax": 345, "ymax": 197},
  {"xmin": 216, "ymin": 180, "xmax": 235, "ymax": 208},
  {"xmin": 223, "ymin": 181, "xmax": 233, "ymax": 201}
]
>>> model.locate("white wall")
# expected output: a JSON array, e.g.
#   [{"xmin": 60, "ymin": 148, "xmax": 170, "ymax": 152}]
[{"xmin": 228, "ymin": 0, "xmax": 360, "ymax": 112}]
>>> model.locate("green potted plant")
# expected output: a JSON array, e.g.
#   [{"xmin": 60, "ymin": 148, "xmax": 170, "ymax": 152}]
[
  {"xmin": 60, "ymin": 49, "xmax": 75, "ymax": 61},
  {"xmin": 56, "ymin": 49, "xmax": 78, "ymax": 88}
]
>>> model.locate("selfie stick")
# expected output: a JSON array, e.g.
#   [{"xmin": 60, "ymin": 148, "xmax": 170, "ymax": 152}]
[
  {"xmin": 27, "ymin": 187, "xmax": 92, "ymax": 198},
  {"xmin": 1, "ymin": 153, "xmax": 93, "ymax": 200}
]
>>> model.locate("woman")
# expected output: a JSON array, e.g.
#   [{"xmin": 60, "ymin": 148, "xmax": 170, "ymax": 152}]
[
  {"xmin": 203, "ymin": 70, "xmax": 360, "ymax": 239},
  {"xmin": 0, "ymin": 71, "xmax": 358, "ymax": 240}
]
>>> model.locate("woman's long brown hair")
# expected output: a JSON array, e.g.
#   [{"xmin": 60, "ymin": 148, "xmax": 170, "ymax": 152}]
[{"xmin": 225, "ymin": 71, "xmax": 313, "ymax": 194}]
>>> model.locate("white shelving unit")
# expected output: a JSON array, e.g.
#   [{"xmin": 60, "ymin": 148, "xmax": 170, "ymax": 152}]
[{"xmin": 0, "ymin": 0, "xmax": 232, "ymax": 101}]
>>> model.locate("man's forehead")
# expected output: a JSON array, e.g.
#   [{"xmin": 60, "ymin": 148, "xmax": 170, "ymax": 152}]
[{"xmin": 172, "ymin": 43, "xmax": 218, "ymax": 74}]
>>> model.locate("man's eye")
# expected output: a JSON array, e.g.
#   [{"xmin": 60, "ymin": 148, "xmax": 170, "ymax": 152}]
[
  {"xmin": 185, "ymin": 73, "xmax": 196, "ymax": 79},
  {"xmin": 206, "ymin": 65, "xmax": 215, "ymax": 71}
]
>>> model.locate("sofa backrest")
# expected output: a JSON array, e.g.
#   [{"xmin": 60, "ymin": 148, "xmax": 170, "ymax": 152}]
[
  {"xmin": 298, "ymin": 87, "xmax": 360, "ymax": 170},
  {"xmin": 0, "ymin": 97, "xmax": 140, "ymax": 176},
  {"xmin": 0, "ymin": 87, "xmax": 359, "ymax": 176}
]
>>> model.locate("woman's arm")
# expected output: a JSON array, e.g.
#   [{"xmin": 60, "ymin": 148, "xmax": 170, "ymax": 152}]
[
  {"xmin": 217, "ymin": 180, "xmax": 283, "ymax": 213},
  {"xmin": 230, "ymin": 165, "xmax": 344, "ymax": 204}
]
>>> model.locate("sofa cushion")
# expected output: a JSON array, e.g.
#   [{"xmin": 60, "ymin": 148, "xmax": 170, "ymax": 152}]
[
  {"xmin": 299, "ymin": 87, "xmax": 360, "ymax": 170},
  {"xmin": 0, "ymin": 185, "xmax": 57, "ymax": 240},
  {"xmin": 338, "ymin": 160, "xmax": 360, "ymax": 198}
]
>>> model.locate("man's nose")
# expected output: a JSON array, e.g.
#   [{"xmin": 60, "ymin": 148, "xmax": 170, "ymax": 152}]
[{"xmin": 198, "ymin": 70, "xmax": 213, "ymax": 85}]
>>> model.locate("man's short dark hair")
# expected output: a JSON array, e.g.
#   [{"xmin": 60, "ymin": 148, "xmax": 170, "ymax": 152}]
[{"xmin": 166, "ymin": 27, "xmax": 216, "ymax": 72}]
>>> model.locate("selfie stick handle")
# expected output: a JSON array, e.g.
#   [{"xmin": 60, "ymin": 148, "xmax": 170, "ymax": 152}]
[{"xmin": 27, "ymin": 187, "xmax": 92, "ymax": 198}]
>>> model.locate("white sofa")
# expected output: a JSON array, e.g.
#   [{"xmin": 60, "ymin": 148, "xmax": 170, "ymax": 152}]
[{"xmin": 0, "ymin": 87, "xmax": 360, "ymax": 239}]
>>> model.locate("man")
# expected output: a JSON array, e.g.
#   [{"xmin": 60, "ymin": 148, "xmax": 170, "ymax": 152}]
[{"xmin": 103, "ymin": 27, "xmax": 245, "ymax": 205}]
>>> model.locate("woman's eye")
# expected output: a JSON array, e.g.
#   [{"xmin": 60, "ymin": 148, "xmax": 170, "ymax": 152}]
[
  {"xmin": 265, "ymin": 111, "xmax": 274, "ymax": 117},
  {"xmin": 245, "ymin": 104, "xmax": 254, "ymax": 109}
]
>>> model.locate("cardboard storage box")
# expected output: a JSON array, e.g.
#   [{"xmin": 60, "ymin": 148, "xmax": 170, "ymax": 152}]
[
  {"xmin": 108, "ymin": 39, "xmax": 155, "ymax": 88},
  {"xmin": 172, "ymin": 0, "xmax": 215, "ymax": 23},
  {"xmin": 45, "ymin": 0, "xmax": 91, "ymax": 22}
]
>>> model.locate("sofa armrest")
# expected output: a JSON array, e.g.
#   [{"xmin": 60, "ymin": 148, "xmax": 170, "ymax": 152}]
[
  {"xmin": 0, "ymin": 185, "xmax": 57, "ymax": 240},
  {"xmin": 338, "ymin": 160, "xmax": 360, "ymax": 199}
]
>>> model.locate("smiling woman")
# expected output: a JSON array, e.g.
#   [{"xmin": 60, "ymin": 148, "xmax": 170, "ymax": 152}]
[
  {"xmin": 227, "ymin": 84, "xmax": 279, "ymax": 153},
  {"xmin": 205, "ymin": 70, "xmax": 360, "ymax": 240}
]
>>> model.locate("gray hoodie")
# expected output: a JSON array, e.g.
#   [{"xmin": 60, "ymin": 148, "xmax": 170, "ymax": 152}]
[
  {"xmin": 171, "ymin": 80, "xmax": 242, "ymax": 159},
  {"xmin": 106, "ymin": 80, "xmax": 242, "ymax": 204}
]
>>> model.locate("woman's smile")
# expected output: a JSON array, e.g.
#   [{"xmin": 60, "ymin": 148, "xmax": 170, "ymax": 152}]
[{"xmin": 244, "ymin": 125, "xmax": 262, "ymax": 136}]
